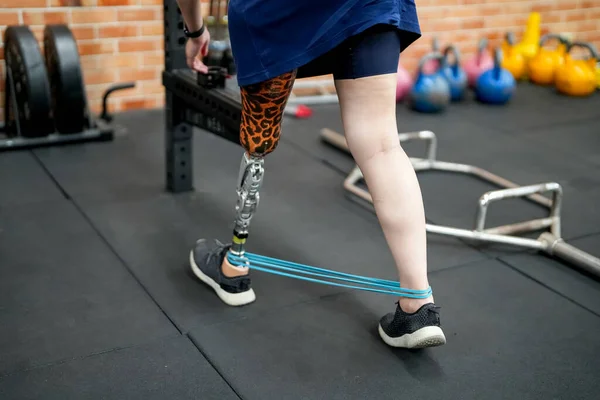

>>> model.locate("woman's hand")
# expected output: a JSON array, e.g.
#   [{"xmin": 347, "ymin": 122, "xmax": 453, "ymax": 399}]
[{"xmin": 186, "ymin": 28, "xmax": 211, "ymax": 74}]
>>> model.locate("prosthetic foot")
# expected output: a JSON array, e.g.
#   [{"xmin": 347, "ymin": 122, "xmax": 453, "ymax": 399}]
[
  {"xmin": 190, "ymin": 238, "xmax": 255, "ymax": 306},
  {"xmin": 189, "ymin": 152, "xmax": 264, "ymax": 306},
  {"xmin": 189, "ymin": 70, "xmax": 295, "ymax": 306}
]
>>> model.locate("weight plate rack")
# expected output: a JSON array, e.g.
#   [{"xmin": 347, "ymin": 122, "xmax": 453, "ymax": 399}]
[{"xmin": 1, "ymin": 24, "xmax": 135, "ymax": 151}]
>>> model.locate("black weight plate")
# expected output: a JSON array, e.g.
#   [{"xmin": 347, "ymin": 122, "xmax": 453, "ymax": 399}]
[
  {"xmin": 3, "ymin": 26, "xmax": 54, "ymax": 138},
  {"xmin": 44, "ymin": 24, "xmax": 87, "ymax": 134}
]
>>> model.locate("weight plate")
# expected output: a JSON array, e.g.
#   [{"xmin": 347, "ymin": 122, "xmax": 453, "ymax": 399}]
[
  {"xmin": 3, "ymin": 26, "xmax": 54, "ymax": 138},
  {"xmin": 43, "ymin": 24, "xmax": 87, "ymax": 134}
]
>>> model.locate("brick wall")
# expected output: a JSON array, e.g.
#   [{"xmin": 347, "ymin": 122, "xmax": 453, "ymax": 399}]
[{"xmin": 1, "ymin": 0, "xmax": 599, "ymax": 122}]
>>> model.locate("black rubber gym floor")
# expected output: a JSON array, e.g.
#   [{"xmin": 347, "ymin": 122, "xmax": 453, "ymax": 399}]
[{"xmin": 1, "ymin": 83, "xmax": 599, "ymax": 399}]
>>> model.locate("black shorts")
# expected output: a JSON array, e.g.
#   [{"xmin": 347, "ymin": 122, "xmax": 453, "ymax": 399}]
[{"xmin": 296, "ymin": 24, "xmax": 402, "ymax": 80}]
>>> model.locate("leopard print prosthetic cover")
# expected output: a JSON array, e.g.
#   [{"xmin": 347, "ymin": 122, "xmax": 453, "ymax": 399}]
[{"xmin": 239, "ymin": 70, "xmax": 297, "ymax": 156}]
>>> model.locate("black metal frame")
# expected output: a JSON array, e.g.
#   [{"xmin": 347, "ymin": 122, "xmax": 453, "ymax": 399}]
[{"xmin": 162, "ymin": 0, "xmax": 243, "ymax": 193}]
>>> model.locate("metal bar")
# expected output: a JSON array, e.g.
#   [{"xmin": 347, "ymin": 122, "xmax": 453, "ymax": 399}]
[
  {"xmin": 540, "ymin": 233, "xmax": 600, "ymax": 277},
  {"xmin": 100, "ymin": 82, "xmax": 136, "ymax": 122},
  {"xmin": 293, "ymin": 79, "xmax": 334, "ymax": 89},
  {"xmin": 0, "ymin": 128, "xmax": 113, "ymax": 151},
  {"xmin": 165, "ymin": 91, "xmax": 194, "ymax": 193},
  {"xmin": 288, "ymin": 94, "xmax": 339, "ymax": 105},
  {"xmin": 483, "ymin": 217, "xmax": 555, "ymax": 235},
  {"xmin": 426, "ymin": 224, "xmax": 546, "ymax": 250},
  {"xmin": 475, "ymin": 182, "xmax": 561, "ymax": 231},
  {"xmin": 321, "ymin": 128, "xmax": 350, "ymax": 151},
  {"xmin": 549, "ymin": 186, "xmax": 563, "ymax": 237}
]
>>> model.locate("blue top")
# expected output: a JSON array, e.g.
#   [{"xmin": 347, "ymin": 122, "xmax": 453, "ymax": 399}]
[{"xmin": 227, "ymin": 0, "xmax": 421, "ymax": 86}]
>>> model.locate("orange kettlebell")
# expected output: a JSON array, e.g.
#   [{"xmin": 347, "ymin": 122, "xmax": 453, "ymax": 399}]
[
  {"xmin": 528, "ymin": 34, "xmax": 569, "ymax": 85},
  {"xmin": 555, "ymin": 42, "xmax": 599, "ymax": 97},
  {"xmin": 502, "ymin": 32, "xmax": 526, "ymax": 80}
]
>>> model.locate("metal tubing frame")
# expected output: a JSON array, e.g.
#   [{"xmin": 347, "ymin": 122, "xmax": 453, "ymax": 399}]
[{"xmin": 320, "ymin": 128, "xmax": 600, "ymax": 276}]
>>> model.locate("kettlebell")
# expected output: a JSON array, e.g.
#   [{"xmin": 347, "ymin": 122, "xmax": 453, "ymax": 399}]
[
  {"xmin": 528, "ymin": 34, "xmax": 569, "ymax": 85},
  {"xmin": 440, "ymin": 45, "xmax": 467, "ymax": 101},
  {"xmin": 501, "ymin": 32, "xmax": 526, "ymax": 80},
  {"xmin": 421, "ymin": 37, "xmax": 441, "ymax": 75},
  {"xmin": 475, "ymin": 47, "xmax": 516, "ymax": 105},
  {"xmin": 465, "ymin": 38, "xmax": 494, "ymax": 88},
  {"xmin": 555, "ymin": 42, "xmax": 599, "ymax": 97},
  {"xmin": 396, "ymin": 62, "xmax": 413, "ymax": 102},
  {"xmin": 513, "ymin": 12, "xmax": 541, "ymax": 63},
  {"xmin": 408, "ymin": 52, "xmax": 451, "ymax": 113}
]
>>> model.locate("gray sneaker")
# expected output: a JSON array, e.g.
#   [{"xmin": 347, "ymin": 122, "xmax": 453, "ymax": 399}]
[{"xmin": 189, "ymin": 238, "xmax": 256, "ymax": 306}]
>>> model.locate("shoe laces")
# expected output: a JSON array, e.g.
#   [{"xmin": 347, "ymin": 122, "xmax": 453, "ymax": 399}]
[{"xmin": 205, "ymin": 239, "xmax": 228, "ymax": 265}]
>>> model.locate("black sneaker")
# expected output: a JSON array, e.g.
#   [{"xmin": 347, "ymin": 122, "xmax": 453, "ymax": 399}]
[
  {"xmin": 378, "ymin": 303, "xmax": 446, "ymax": 349},
  {"xmin": 189, "ymin": 238, "xmax": 256, "ymax": 306}
]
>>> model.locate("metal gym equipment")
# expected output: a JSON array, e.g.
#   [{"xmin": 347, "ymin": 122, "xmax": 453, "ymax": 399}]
[
  {"xmin": 163, "ymin": 0, "xmax": 244, "ymax": 192},
  {"xmin": 1, "ymin": 25, "xmax": 134, "ymax": 151},
  {"xmin": 320, "ymin": 128, "xmax": 600, "ymax": 278}
]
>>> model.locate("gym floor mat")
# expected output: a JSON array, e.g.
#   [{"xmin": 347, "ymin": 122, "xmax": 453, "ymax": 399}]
[
  {"xmin": 519, "ymin": 117, "xmax": 600, "ymax": 168},
  {"xmin": 499, "ymin": 233, "xmax": 600, "ymax": 315},
  {"xmin": 0, "ymin": 151, "xmax": 64, "ymax": 207},
  {"xmin": 190, "ymin": 259, "xmax": 600, "ymax": 400},
  {"xmin": 0, "ymin": 200, "xmax": 178, "ymax": 375},
  {"xmin": 2, "ymin": 81, "xmax": 599, "ymax": 399},
  {"xmin": 453, "ymin": 84, "xmax": 600, "ymax": 131},
  {"xmin": 0, "ymin": 336, "xmax": 239, "ymax": 400},
  {"xmin": 31, "ymin": 110, "xmax": 165, "ymax": 204}
]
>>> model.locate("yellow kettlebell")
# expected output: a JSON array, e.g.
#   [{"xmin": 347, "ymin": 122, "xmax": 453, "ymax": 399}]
[
  {"xmin": 528, "ymin": 34, "xmax": 569, "ymax": 85},
  {"xmin": 513, "ymin": 12, "xmax": 541, "ymax": 63},
  {"xmin": 555, "ymin": 42, "xmax": 599, "ymax": 97},
  {"xmin": 502, "ymin": 32, "xmax": 526, "ymax": 80}
]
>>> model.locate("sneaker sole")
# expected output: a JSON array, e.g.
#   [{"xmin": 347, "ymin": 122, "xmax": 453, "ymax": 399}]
[
  {"xmin": 378, "ymin": 325, "xmax": 446, "ymax": 349},
  {"xmin": 189, "ymin": 251, "xmax": 256, "ymax": 307}
]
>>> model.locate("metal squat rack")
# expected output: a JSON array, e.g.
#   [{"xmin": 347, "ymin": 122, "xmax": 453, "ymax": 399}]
[{"xmin": 320, "ymin": 128, "xmax": 600, "ymax": 277}]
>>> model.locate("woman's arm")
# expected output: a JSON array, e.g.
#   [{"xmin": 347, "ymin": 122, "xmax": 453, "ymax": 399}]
[
  {"xmin": 176, "ymin": 0, "xmax": 204, "ymax": 32},
  {"xmin": 176, "ymin": 0, "xmax": 210, "ymax": 73}
]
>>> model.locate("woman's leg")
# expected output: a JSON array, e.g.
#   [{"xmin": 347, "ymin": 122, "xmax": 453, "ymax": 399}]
[
  {"xmin": 190, "ymin": 70, "xmax": 297, "ymax": 307},
  {"xmin": 334, "ymin": 26, "xmax": 445, "ymax": 348},
  {"xmin": 337, "ymin": 75, "xmax": 432, "ymax": 307}
]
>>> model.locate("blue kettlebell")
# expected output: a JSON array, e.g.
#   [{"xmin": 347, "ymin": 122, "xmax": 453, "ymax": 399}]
[
  {"xmin": 475, "ymin": 47, "xmax": 516, "ymax": 105},
  {"xmin": 441, "ymin": 45, "xmax": 468, "ymax": 101},
  {"xmin": 408, "ymin": 52, "xmax": 451, "ymax": 113}
]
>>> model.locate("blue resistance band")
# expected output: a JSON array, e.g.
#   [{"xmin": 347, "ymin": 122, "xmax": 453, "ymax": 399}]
[{"xmin": 227, "ymin": 252, "xmax": 432, "ymax": 299}]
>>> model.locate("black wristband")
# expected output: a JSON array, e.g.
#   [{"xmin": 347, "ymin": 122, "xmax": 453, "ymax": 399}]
[{"xmin": 183, "ymin": 23, "xmax": 205, "ymax": 38}]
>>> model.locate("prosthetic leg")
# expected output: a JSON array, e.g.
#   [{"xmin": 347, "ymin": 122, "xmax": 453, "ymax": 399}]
[
  {"xmin": 190, "ymin": 70, "xmax": 296, "ymax": 306},
  {"xmin": 227, "ymin": 70, "xmax": 297, "ymax": 259},
  {"xmin": 229, "ymin": 152, "xmax": 264, "ymax": 257}
]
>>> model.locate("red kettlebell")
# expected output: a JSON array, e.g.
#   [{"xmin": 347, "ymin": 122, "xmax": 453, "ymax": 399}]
[
  {"xmin": 421, "ymin": 37, "xmax": 441, "ymax": 75},
  {"xmin": 465, "ymin": 38, "xmax": 494, "ymax": 88},
  {"xmin": 396, "ymin": 63, "xmax": 413, "ymax": 102}
]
